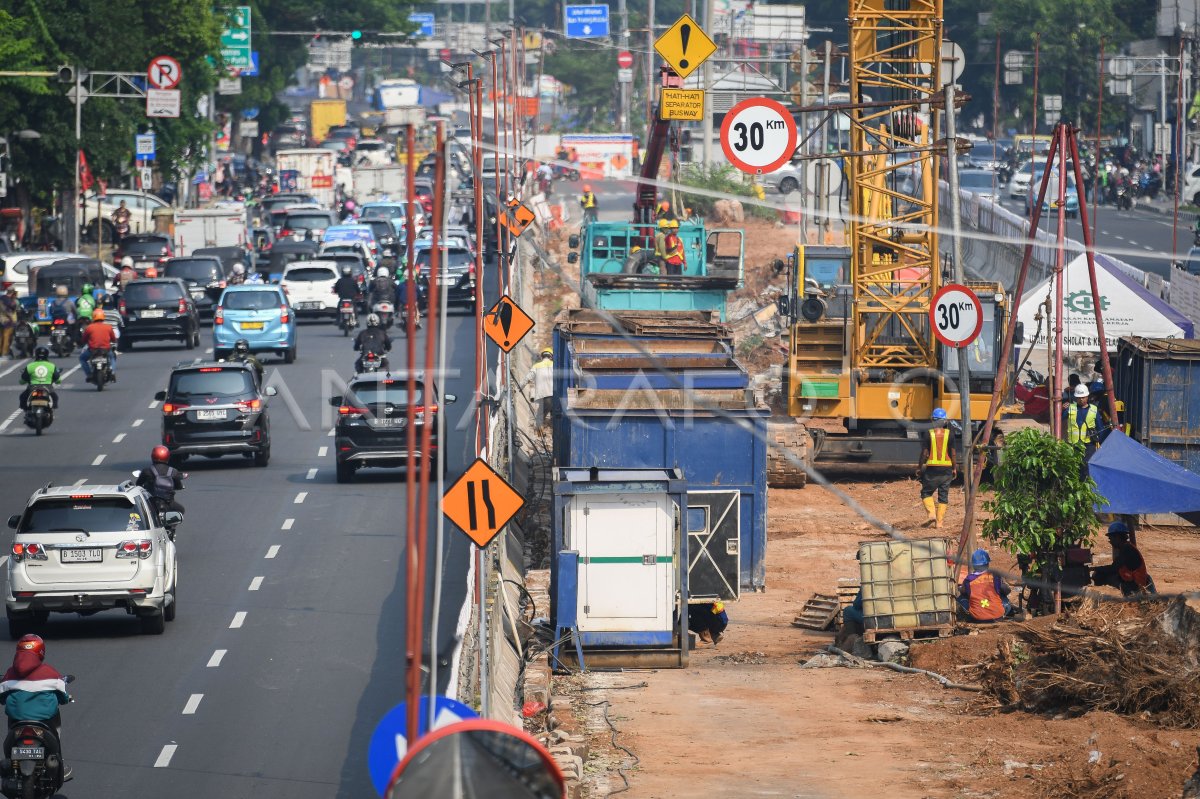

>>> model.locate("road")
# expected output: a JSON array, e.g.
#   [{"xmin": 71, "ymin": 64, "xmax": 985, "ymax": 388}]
[{"xmin": 0, "ymin": 299, "xmax": 485, "ymax": 797}]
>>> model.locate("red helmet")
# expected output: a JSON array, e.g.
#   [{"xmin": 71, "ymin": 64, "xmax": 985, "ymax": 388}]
[
  {"xmin": 16, "ymin": 634, "xmax": 44, "ymax": 659},
  {"xmin": 152, "ymin": 445, "xmax": 170, "ymax": 464}
]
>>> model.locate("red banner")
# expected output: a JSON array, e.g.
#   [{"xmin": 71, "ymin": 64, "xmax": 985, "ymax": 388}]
[{"xmin": 78, "ymin": 150, "xmax": 94, "ymax": 193}]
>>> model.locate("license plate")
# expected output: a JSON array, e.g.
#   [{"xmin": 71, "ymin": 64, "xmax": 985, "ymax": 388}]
[
  {"xmin": 240, "ymin": 321, "xmax": 264, "ymax": 330},
  {"xmin": 11, "ymin": 747, "xmax": 43, "ymax": 760},
  {"xmin": 29, "ymin": 399, "xmax": 50, "ymax": 408},
  {"xmin": 60, "ymin": 549, "xmax": 102, "ymax": 563},
  {"xmin": 438, "ymin": 276, "xmax": 456, "ymax": 285},
  {"xmin": 190, "ymin": 290, "xmax": 206, "ymax": 298},
  {"xmin": 196, "ymin": 409, "xmax": 226, "ymax": 420},
  {"xmin": 141, "ymin": 309, "xmax": 165, "ymax": 319},
  {"xmin": 298, "ymin": 302, "xmax": 321, "ymax": 310},
  {"xmin": 372, "ymin": 418, "xmax": 403, "ymax": 427}
]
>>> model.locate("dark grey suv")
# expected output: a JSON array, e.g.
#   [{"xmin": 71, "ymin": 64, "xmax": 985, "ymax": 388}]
[
  {"xmin": 118, "ymin": 278, "xmax": 201, "ymax": 349},
  {"xmin": 155, "ymin": 361, "xmax": 276, "ymax": 466}
]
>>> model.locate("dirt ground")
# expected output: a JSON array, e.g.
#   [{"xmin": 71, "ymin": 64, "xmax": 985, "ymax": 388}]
[{"xmin": 559, "ymin": 478, "xmax": 1200, "ymax": 799}]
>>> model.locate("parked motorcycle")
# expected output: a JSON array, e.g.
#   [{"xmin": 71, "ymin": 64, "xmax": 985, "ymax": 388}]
[
  {"xmin": 372, "ymin": 300, "xmax": 395, "ymax": 330},
  {"xmin": 0, "ymin": 676, "xmax": 73, "ymax": 799},
  {"xmin": 22, "ymin": 387, "xmax": 53, "ymax": 435},
  {"xmin": 85, "ymin": 350, "xmax": 113, "ymax": 391},
  {"xmin": 337, "ymin": 299, "xmax": 357, "ymax": 337},
  {"xmin": 47, "ymin": 320, "xmax": 73, "ymax": 358}
]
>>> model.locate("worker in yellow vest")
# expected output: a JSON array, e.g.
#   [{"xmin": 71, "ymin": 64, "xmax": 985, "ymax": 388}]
[
  {"xmin": 578, "ymin": 184, "xmax": 597, "ymax": 223},
  {"xmin": 917, "ymin": 408, "xmax": 957, "ymax": 528},
  {"xmin": 1063, "ymin": 382, "xmax": 1100, "ymax": 476}
]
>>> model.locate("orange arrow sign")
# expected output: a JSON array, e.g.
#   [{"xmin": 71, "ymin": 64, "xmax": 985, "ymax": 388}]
[
  {"xmin": 442, "ymin": 458, "xmax": 526, "ymax": 547},
  {"xmin": 483, "ymin": 295, "xmax": 535, "ymax": 353}
]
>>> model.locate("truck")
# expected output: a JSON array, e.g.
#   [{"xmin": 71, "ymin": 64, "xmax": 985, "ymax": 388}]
[
  {"xmin": 352, "ymin": 165, "xmax": 405, "ymax": 203},
  {"xmin": 308, "ymin": 99, "xmax": 347, "ymax": 145},
  {"xmin": 275, "ymin": 148, "xmax": 337, "ymax": 208},
  {"xmin": 174, "ymin": 208, "xmax": 248, "ymax": 256}
]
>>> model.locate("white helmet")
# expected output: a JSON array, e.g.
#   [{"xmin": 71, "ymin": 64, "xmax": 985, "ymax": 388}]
[
  {"xmin": 121, "ymin": 256, "xmax": 134, "ymax": 268},
  {"xmin": 232, "ymin": 263, "xmax": 245, "ymax": 275},
  {"xmin": 366, "ymin": 313, "xmax": 380, "ymax": 327},
  {"xmin": 376, "ymin": 267, "xmax": 389, "ymax": 278}
]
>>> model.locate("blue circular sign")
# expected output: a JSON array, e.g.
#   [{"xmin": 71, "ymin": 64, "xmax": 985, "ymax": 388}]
[{"xmin": 367, "ymin": 695, "xmax": 478, "ymax": 796}]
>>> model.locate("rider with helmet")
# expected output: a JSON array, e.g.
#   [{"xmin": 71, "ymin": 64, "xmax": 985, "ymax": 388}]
[
  {"xmin": 369, "ymin": 266, "xmax": 396, "ymax": 311},
  {"xmin": 229, "ymin": 338, "xmax": 264, "ymax": 385},
  {"xmin": 74, "ymin": 283, "xmax": 96, "ymax": 325},
  {"xmin": 136, "ymin": 446, "xmax": 186, "ymax": 516},
  {"xmin": 0, "ymin": 635, "xmax": 71, "ymax": 780},
  {"xmin": 334, "ymin": 264, "xmax": 360, "ymax": 302},
  {"xmin": 19, "ymin": 347, "xmax": 60, "ymax": 410},
  {"xmin": 78, "ymin": 308, "xmax": 118, "ymax": 382},
  {"xmin": 114, "ymin": 256, "xmax": 138, "ymax": 293},
  {"xmin": 228, "ymin": 263, "xmax": 247, "ymax": 286},
  {"xmin": 353, "ymin": 313, "xmax": 392, "ymax": 373}
]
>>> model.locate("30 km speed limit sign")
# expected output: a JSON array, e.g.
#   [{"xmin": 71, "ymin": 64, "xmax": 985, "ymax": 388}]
[
  {"xmin": 719, "ymin": 97, "xmax": 798, "ymax": 175},
  {"xmin": 930, "ymin": 284, "xmax": 984, "ymax": 349}
]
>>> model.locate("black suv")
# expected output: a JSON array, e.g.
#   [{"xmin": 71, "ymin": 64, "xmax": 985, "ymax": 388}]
[
  {"xmin": 118, "ymin": 277, "xmax": 200, "ymax": 349},
  {"xmin": 415, "ymin": 244, "xmax": 475, "ymax": 312},
  {"xmin": 163, "ymin": 256, "xmax": 226, "ymax": 317},
  {"xmin": 155, "ymin": 361, "xmax": 276, "ymax": 466},
  {"xmin": 329, "ymin": 373, "xmax": 455, "ymax": 483},
  {"xmin": 117, "ymin": 233, "xmax": 173, "ymax": 274}
]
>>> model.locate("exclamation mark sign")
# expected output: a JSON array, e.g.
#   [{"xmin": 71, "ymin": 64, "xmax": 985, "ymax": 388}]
[
  {"xmin": 497, "ymin": 300, "xmax": 514, "ymax": 348},
  {"xmin": 678, "ymin": 24, "xmax": 692, "ymax": 70}
]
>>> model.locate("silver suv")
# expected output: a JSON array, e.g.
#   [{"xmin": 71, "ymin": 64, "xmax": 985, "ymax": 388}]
[{"xmin": 5, "ymin": 483, "xmax": 180, "ymax": 637}]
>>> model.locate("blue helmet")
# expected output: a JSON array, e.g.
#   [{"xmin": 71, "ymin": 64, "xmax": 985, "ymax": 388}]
[
  {"xmin": 1107, "ymin": 521, "xmax": 1130, "ymax": 539},
  {"xmin": 970, "ymin": 548, "xmax": 990, "ymax": 570},
  {"xmin": 931, "ymin": 408, "xmax": 947, "ymax": 421}
]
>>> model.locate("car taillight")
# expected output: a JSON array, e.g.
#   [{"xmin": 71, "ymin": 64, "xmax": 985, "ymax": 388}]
[
  {"xmin": 338, "ymin": 405, "xmax": 368, "ymax": 416},
  {"xmin": 214, "ymin": 308, "xmax": 223, "ymax": 325},
  {"xmin": 116, "ymin": 539, "xmax": 153, "ymax": 559},
  {"xmin": 280, "ymin": 307, "xmax": 290, "ymax": 324},
  {"xmin": 11, "ymin": 543, "xmax": 47, "ymax": 563},
  {"xmin": 119, "ymin": 299, "xmax": 127, "ymax": 314},
  {"xmin": 178, "ymin": 298, "xmax": 187, "ymax": 313},
  {"xmin": 162, "ymin": 402, "xmax": 189, "ymax": 416},
  {"xmin": 280, "ymin": 228, "xmax": 292, "ymax": 237},
  {"xmin": 236, "ymin": 398, "xmax": 262, "ymax": 412}
]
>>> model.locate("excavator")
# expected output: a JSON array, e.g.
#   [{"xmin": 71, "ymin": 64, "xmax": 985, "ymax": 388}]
[{"xmin": 767, "ymin": 0, "xmax": 1012, "ymax": 487}]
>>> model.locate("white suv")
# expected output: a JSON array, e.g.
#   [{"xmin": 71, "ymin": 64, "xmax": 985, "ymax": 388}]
[
  {"xmin": 5, "ymin": 483, "xmax": 179, "ymax": 637},
  {"xmin": 281, "ymin": 261, "xmax": 340, "ymax": 317}
]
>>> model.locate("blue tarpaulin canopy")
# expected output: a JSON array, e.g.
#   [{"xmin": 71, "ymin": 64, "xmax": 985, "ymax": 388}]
[{"xmin": 1090, "ymin": 429, "xmax": 1200, "ymax": 523}]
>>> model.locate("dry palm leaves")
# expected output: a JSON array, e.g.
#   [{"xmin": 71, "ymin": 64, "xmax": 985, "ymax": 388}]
[{"xmin": 977, "ymin": 597, "xmax": 1200, "ymax": 728}]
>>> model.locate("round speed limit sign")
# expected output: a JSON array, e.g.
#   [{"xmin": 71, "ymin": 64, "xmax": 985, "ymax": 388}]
[
  {"xmin": 719, "ymin": 97, "xmax": 798, "ymax": 175},
  {"xmin": 930, "ymin": 284, "xmax": 984, "ymax": 348}
]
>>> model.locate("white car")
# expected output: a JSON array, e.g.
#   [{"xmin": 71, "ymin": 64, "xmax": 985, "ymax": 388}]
[
  {"xmin": 956, "ymin": 168, "xmax": 1002, "ymax": 203},
  {"xmin": 1007, "ymin": 160, "xmax": 1046, "ymax": 198},
  {"xmin": 319, "ymin": 241, "xmax": 377, "ymax": 273},
  {"xmin": 1182, "ymin": 162, "xmax": 1200, "ymax": 206},
  {"xmin": 353, "ymin": 138, "xmax": 393, "ymax": 167},
  {"xmin": 0, "ymin": 252, "xmax": 89, "ymax": 298},
  {"xmin": 6, "ymin": 483, "xmax": 179, "ymax": 636},
  {"xmin": 81, "ymin": 189, "xmax": 170, "ymax": 241},
  {"xmin": 280, "ymin": 261, "xmax": 341, "ymax": 317}
]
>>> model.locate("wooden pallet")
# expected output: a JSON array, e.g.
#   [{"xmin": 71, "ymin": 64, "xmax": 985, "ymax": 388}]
[
  {"xmin": 792, "ymin": 593, "xmax": 841, "ymax": 631},
  {"xmin": 862, "ymin": 624, "xmax": 953, "ymax": 644}
]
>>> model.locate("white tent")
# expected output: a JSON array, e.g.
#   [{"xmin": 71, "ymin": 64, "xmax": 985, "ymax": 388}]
[{"xmin": 1018, "ymin": 252, "xmax": 1194, "ymax": 354}]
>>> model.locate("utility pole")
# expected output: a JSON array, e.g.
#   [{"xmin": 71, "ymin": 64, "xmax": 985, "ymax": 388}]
[
  {"xmin": 944, "ymin": 82, "xmax": 973, "ymax": 498},
  {"xmin": 799, "ymin": 44, "xmax": 810, "ymax": 241},
  {"xmin": 618, "ymin": 0, "xmax": 630, "ymax": 132},
  {"xmin": 818, "ymin": 39, "xmax": 832, "ymax": 242},
  {"xmin": 646, "ymin": 0, "xmax": 655, "ymax": 127},
  {"xmin": 72, "ymin": 69, "xmax": 83, "ymax": 253},
  {"xmin": 700, "ymin": 0, "xmax": 715, "ymax": 165}
]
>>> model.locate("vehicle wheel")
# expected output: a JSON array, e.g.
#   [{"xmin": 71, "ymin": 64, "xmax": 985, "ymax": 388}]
[
  {"xmin": 336, "ymin": 459, "xmax": 354, "ymax": 483},
  {"xmin": 33, "ymin": 416, "xmax": 43, "ymax": 436},
  {"xmin": 284, "ymin": 346, "xmax": 296, "ymax": 364},
  {"xmin": 779, "ymin": 177, "xmax": 799, "ymax": 194},
  {"xmin": 191, "ymin": 329, "xmax": 201, "ymax": 348},
  {"xmin": 1193, "ymin": 192, "xmax": 1200, "ymax": 206},
  {"xmin": 140, "ymin": 610, "xmax": 165, "ymax": 635},
  {"xmin": 253, "ymin": 445, "xmax": 270, "ymax": 467},
  {"xmin": 184, "ymin": 328, "xmax": 195, "ymax": 350},
  {"xmin": 164, "ymin": 583, "xmax": 176, "ymax": 622},
  {"xmin": 7, "ymin": 613, "xmax": 29, "ymax": 640},
  {"xmin": 96, "ymin": 377, "xmax": 105, "ymax": 392},
  {"xmin": 342, "ymin": 324, "xmax": 350, "ymax": 337}
]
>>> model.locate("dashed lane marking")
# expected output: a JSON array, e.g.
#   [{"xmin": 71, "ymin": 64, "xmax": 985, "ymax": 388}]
[
  {"xmin": 60, "ymin": 365, "xmax": 80, "ymax": 380},
  {"xmin": 249, "ymin": 576, "xmax": 264, "ymax": 591},
  {"xmin": 132, "ymin": 419, "xmax": 144, "ymax": 427},
  {"xmin": 294, "ymin": 492, "xmax": 307, "ymax": 504},
  {"xmin": 0, "ymin": 359, "xmax": 29, "ymax": 379},
  {"xmin": 1144, "ymin": 245, "xmax": 1154, "ymax": 251},
  {"xmin": 91, "ymin": 454, "xmax": 106, "ymax": 466},
  {"xmin": 204, "ymin": 347, "xmax": 213, "ymax": 354},
  {"xmin": 182, "ymin": 694, "xmax": 203, "ymax": 715},
  {"xmin": 318, "ymin": 446, "xmax": 328, "ymax": 457},
  {"xmin": 153, "ymin": 745, "xmax": 177, "ymax": 768},
  {"xmin": 0, "ymin": 410, "xmax": 19, "ymax": 431},
  {"xmin": 326, "ymin": 428, "xmax": 334, "ymax": 437},
  {"xmin": 148, "ymin": 400, "xmax": 159, "ymax": 410},
  {"xmin": 230, "ymin": 611, "xmax": 246, "ymax": 629},
  {"xmin": 113, "ymin": 433, "xmax": 126, "ymax": 443},
  {"xmin": 206, "ymin": 650, "xmax": 226, "ymax": 668},
  {"xmin": 73, "ymin": 479, "xmax": 87, "ymax": 487},
  {"xmin": 281, "ymin": 518, "xmax": 294, "ymax": 530},
  {"xmin": 265, "ymin": 546, "xmax": 280, "ymax": 559},
  {"xmin": 306, "ymin": 468, "xmax": 317, "ymax": 480}
]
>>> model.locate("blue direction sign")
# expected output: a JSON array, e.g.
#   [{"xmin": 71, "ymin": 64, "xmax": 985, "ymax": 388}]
[
  {"xmin": 135, "ymin": 133, "xmax": 156, "ymax": 162},
  {"xmin": 408, "ymin": 12, "xmax": 436, "ymax": 38},
  {"xmin": 367, "ymin": 696, "xmax": 478, "ymax": 796},
  {"xmin": 564, "ymin": 4, "xmax": 610, "ymax": 38},
  {"xmin": 238, "ymin": 51, "xmax": 260, "ymax": 77}
]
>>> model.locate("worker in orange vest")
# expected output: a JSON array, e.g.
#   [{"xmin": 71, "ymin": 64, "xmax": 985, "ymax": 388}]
[
  {"xmin": 958, "ymin": 549, "xmax": 1011, "ymax": 622},
  {"xmin": 917, "ymin": 408, "xmax": 956, "ymax": 527},
  {"xmin": 660, "ymin": 219, "xmax": 685, "ymax": 276}
]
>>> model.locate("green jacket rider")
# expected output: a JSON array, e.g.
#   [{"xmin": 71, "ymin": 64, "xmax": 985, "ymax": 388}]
[{"xmin": 20, "ymin": 348, "xmax": 61, "ymax": 409}]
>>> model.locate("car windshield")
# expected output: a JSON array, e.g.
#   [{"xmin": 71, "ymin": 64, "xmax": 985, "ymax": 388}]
[
  {"xmin": 284, "ymin": 267, "xmax": 337, "ymax": 282},
  {"xmin": 349, "ymin": 380, "xmax": 424, "ymax": 406},
  {"xmin": 416, "ymin": 248, "xmax": 472, "ymax": 270},
  {"xmin": 20, "ymin": 497, "xmax": 147, "ymax": 533},
  {"xmin": 971, "ymin": 144, "xmax": 999, "ymax": 160},
  {"xmin": 170, "ymin": 368, "xmax": 255, "ymax": 399},
  {"xmin": 123, "ymin": 282, "xmax": 184, "ymax": 303},
  {"xmin": 285, "ymin": 214, "xmax": 333, "ymax": 230},
  {"xmin": 959, "ymin": 173, "xmax": 996, "ymax": 189},
  {"xmin": 361, "ymin": 205, "xmax": 405, "ymax": 221},
  {"xmin": 124, "ymin": 239, "xmax": 170, "ymax": 256},
  {"xmin": 223, "ymin": 290, "xmax": 281, "ymax": 310},
  {"xmin": 166, "ymin": 260, "xmax": 222, "ymax": 282},
  {"xmin": 364, "ymin": 221, "xmax": 394, "ymax": 239}
]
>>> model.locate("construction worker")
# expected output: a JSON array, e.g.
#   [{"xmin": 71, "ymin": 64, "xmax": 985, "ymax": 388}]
[
  {"xmin": 1064, "ymin": 382, "xmax": 1100, "ymax": 469},
  {"xmin": 578, "ymin": 184, "xmax": 597, "ymax": 224},
  {"xmin": 957, "ymin": 549, "xmax": 1012, "ymax": 622},
  {"xmin": 655, "ymin": 199, "xmax": 676, "ymax": 222},
  {"xmin": 687, "ymin": 601, "xmax": 729, "ymax": 644},
  {"xmin": 917, "ymin": 408, "xmax": 956, "ymax": 528},
  {"xmin": 1091, "ymin": 521, "xmax": 1156, "ymax": 596},
  {"xmin": 653, "ymin": 218, "xmax": 670, "ymax": 263},
  {"xmin": 660, "ymin": 219, "xmax": 685, "ymax": 276},
  {"xmin": 522, "ymin": 348, "xmax": 554, "ymax": 428}
]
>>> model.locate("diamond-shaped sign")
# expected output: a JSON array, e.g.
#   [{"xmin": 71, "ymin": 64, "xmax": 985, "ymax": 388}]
[
  {"xmin": 655, "ymin": 14, "xmax": 717, "ymax": 80},
  {"xmin": 483, "ymin": 295, "xmax": 535, "ymax": 353},
  {"xmin": 443, "ymin": 458, "xmax": 525, "ymax": 547},
  {"xmin": 500, "ymin": 203, "xmax": 535, "ymax": 238}
]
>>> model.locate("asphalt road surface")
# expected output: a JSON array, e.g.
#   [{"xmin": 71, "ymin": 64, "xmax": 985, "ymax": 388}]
[{"xmin": 0, "ymin": 295, "xmax": 489, "ymax": 797}]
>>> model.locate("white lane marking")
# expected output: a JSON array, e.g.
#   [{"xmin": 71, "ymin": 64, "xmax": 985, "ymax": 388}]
[
  {"xmin": 113, "ymin": 433, "xmax": 126, "ymax": 443},
  {"xmin": 230, "ymin": 611, "xmax": 246, "ymax": 629},
  {"xmin": 326, "ymin": 428, "xmax": 334, "ymax": 437},
  {"xmin": 0, "ymin": 557, "xmax": 8, "ymax": 568},
  {"xmin": 0, "ymin": 359, "xmax": 29, "ymax": 379},
  {"xmin": 206, "ymin": 650, "xmax": 226, "ymax": 668},
  {"xmin": 318, "ymin": 446, "xmax": 328, "ymax": 457},
  {"xmin": 265, "ymin": 545, "xmax": 280, "ymax": 559},
  {"xmin": 306, "ymin": 468, "xmax": 317, "ymax": 480},
  {"xmin": 281, "ymin": 518, "xmax": 294, "ymax": 530},
  {"xmin": 153, "ymin": 744, "xmax": 177, "ymax": 768},
  {"xmin": 0, "ymin": 410, "xmax": 20, "ymax": 431},
  {"xmin": 294, "ymin": 492, "xmax": 307, "ymax": 504},
  {"xmin": 91, "ymin": 454, "xmax": 106, "ymax": 466},
  {"xmin": 1144, "ymin": 245, "xmax": 1154, "ymax": 251},
  {"xmin": 132, "ymin": 418, "xmax": 144, "ymax": 428},
  {"xmin": 59, "ymin": 365, "xmax": 80, "ymax": 381},
  {"xmin": 182, "ymin": 694, "xmax": 203, "ymax": 715},
  {"xmin": 1101, "ymin": 230, "xmax": 1109, "ymax": 235},
  {"xmin": 249, "ymin": 576, "xmax": 264, "ymax": 591},
  {"xmin": 1129, "ymin": 240, "xmax": 1139, "ymax": 246},
  {"xmin": 148, "ymin": 400, "xmax": 159, "ymax": 410},
  {"xmin": 1114, "ymin": 235, "xmax": 1125, "ymax": 240},
  {"xmin": 73, "ymin": 479, "xmax": 87, "ymax": 487},
  {"xmin": 204, "ymin": 347, "xmax": 214, "ymax": 354}
]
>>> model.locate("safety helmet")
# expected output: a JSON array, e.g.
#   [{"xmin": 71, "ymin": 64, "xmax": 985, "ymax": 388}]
[
  {"xmin": 931, "ymin": 408, "xmax": 947, "ymax": 421},
  {"xmin": 81, "ymin": 282, "xmax": 94, "ymax": 297},
  {"xmin": 92, "ymin": 308, "xmax": 105, "ymax": 321},
  {"xmin": 1107, "ymin": 521, "xmax": 1130, "ymax": 539},
  {"xmin": 15, "ymin": 634, "xmax": 44, "ymax": 660},
  {"xmin": 657, "ymin": 219, "xmax": 671, "ymax": 229},
  {"xmin": 712, "ymin": 601, "xmax": 725, "ymax": 614},
  {"xmin": 341, "ymin": 265, "xmax": 352, "ymax": 276},
  {"xmin": 1074, "ymin": 383, "xmax": 1090, "ymax": 398},
  {"xmin": 344, "ymin": 200, "xmax": 356, "ymax": 211},
  {"xmin": 93, "ymin": 288, "xmax": 106, "ymax": 302},
  {"xmin": 234, "ymin": 339, "xmax": 250, "ymax": 355},
  {"xmin": 121, "ymin": 256, "xmax": 134, "ymax": 268},
  {"xmin": 540, "ymin": 348, "xmax": 553, "ymax": 358},
  {"xmin": 376, "ymin": 267, "xmax": 390, "ymax": 278},
  {"xmin": 658, "ymin": 200, "xmax": 670, "ymax": 210},
  {"xmin": 668, "ymin": 219, "xmax": 680, "ymax": 229},
  {"xmin": 152, "ymin": 445, "xmax": 170, "ymax": 464},
  {"xmin": 970, "ymin": 549, "xmax": 990, "ymax": 570},
  {"xmin": 583, "ymin": 184, "xmax": 592, "ymax": 193},
  {"xmin": 55, "ymin": 285, "xmax": 68, "ymax": 297},
  {"xmin": 34, "ymin": 346, "xmax": 49, "ymax": 360},
  {"xmin": 232, "ymin": 263, "xmax": 245, "ymax": 275},
  {"xmin": 367, "ymin": 313, "xmax": 380, "ymax": 327}
]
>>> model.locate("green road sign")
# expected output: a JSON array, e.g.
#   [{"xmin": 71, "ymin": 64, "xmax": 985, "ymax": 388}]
[{"xmin": 220, "ymin": 6, "xmax": 252, "ymax": 69}]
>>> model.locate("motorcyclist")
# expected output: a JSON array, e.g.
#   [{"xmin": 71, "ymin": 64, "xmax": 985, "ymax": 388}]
[
  {"xmin": 136, "ymin": 446, "xmax": 186, "ymax": 516},
  {"xmin": 111, "ymin": 200, "xmax": 132, "ymax": 240},
  {"xmin": 48, "ymin": 285, "xmax": 76, "ymax": 325},
  {"xmin": 230, "ymin": 338, "xmax": 263, "ymax": 385},
  {"xmin": 353, "ymin": 313, "xmax": 392, "ymax": 372},
  {"xmin": 334, "ymin": 265, "xmax": 360, "ymax": 302},
  {"xmin": 0, "ymin": 635, "xmax": 71, "ymax": 781},
  {"xmin": 228, "ymin": 263, "xmax": 247, "ymax": 286},
  {"xmin": 19, "ymin": 347, "xmax": 60, "ymax": 410},
  {"xmin": 340, "ymin": 198, "xmax": 357, "ymax": 222},
  {"xmin": 78, "ymin": 308, "xmax": 118, "ymax": 383},
  {"xmin": 114, "ymin": 256, "xmax": 138, "ymax": 293},
  {"xmin": 396, "ymin": 257, "xmax": 423, "ymax": 330},
  {"xmin": 74, "ymin": 283, "xmax": 96, "ymax": 325},
  {"xmin": 369, "ymin": 266, "xmax": 396, "ymax": 310}
]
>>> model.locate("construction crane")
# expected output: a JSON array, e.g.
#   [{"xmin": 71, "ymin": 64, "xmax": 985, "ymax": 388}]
[{"xmin": 767, "ymin": 0, "xmax": 1011, "ymax": 486}]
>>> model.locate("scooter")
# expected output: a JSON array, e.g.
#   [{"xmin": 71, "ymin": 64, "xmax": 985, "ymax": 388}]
[
  {"xmin": 22, "ymin": 387, "xmax": 53, "ymax": 435},
  {"xmin": 358, "ymin": 350, "xmax": 387, "ymax": 374},
  {"xmin": 337, "ymin": 299, "xmax": 357, "ymax": 337},
  {"xmin": 47, "ymin": 321, "xmax": 73, "ymax": 358},
  {"xmin": 372, "ymin": 300, "xmax": 395, "ymax": 329},
  {"xmin": 85, "ymin": 350, "xmax": 113, "ymax": 391},
  {"xmin": 0, "ymin": 676, "xmax": 73, "ymax": 799}
]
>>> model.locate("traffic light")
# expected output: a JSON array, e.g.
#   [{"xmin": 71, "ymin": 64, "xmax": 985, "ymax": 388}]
[{"xmin": 57, "ymin": 65, "xmax": 75, "ymax": 84}]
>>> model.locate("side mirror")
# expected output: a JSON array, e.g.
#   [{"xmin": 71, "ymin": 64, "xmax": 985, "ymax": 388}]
[
  {"xmin": 567, "ymin": 252, "xmax": 578, "ymax": 264},
  {"xmin": 7, "ymin": 515, "xmax": 20, "ymax": 530},
  {"xmin": 162, "ymin": 511, "xmax": 183, "ymax": 527},
  {"xmin": 265, "ymin": 386, "xmax": 278, "ymax": 397},
  {"xmin": 154, "ymin": 390, "xmax": 167, "ymax": 401},
  {"xmin": 567, "ymin": 234, "xmax": 580, "ymax": 249},
  {"xmin": 444, "ymin": 393, "xmax": 457, "ymax": 404},
  {"xmin": 775, "ymin": 296, "xmax": 791, "ymax": 318},
  {"xmin": 1013, "ymin": 321, "xmax": 1025, "ymax": 346},
  {"xmin": 329, "ymin": 395, "xmax": 343, "ymax": 407}
]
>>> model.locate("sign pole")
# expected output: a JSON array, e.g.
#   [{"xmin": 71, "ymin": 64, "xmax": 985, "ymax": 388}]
[
  {"xmin": 72, "ymin": 68, "xmax": 83, "ymax": 254},
  {"xmin": 700, "ymin": 0, "xmax": 715, "ymax": 165},
  {"xmin": 943, "ymin": 82, "xmax": 973, "ymax": 500}
]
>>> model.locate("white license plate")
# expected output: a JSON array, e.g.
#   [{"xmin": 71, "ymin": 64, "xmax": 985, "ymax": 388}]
[
  {"xmin": 196, "ymin": 409, "xmax": 226, "ymax": 420},
  {"xmin": 298, "ymin": 301, "xmax": 321, "ymax": 309},
  {"xmin": 140, "ymin": 309, "xmax": 165, "ymax": 318},
  {"xmin": 190, "ymin": 290, "xmax": 206, "ymax": 298},
  {"xmin": 372, "ymin": 418, "xmax": 403, "ymax": 427},
  {"xmin": 11, "ymin": 746, "xmax": 43, "ymax": 760},
  {"xmin": 60, "ymin": 548, "xmax": 102, "ymax": 563}
]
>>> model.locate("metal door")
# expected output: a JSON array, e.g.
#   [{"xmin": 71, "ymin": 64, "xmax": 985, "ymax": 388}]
[{"xmin": 686, "ymin": 490, "xmax": 740, "ymax": 601}]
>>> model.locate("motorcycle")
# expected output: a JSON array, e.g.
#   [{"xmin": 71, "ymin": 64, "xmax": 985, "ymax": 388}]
[
  {"xmin": 22, "ymin": 387, "xmax": 53, "ymax": 435},
  {"xmin": 1115, "ymin": 184, "xmax": 1134, "ymax": 211},
  {"xmin": 358, "ymin": 350, "xmax": 387, "ymax": 374},
  {"xmin": 0, "ymin": 675, "xmax": 73, "ymax": 799},
  {"xmin": 85, "ymin": 350, "xmax": 113, "ymax": 391},
  {"xmin": 337, "ymin": 299, "xmax": 357, "ymax": 337},
  {"xmin": 10, "ymin": 313, "xmax": 36, "ymax": 359},
  {"xmin": 47, "ymin": 321, "xmax": 72, "ymax": 358},
  {"xmin": 372, "ymin": 300, "xmax": 395, "ymax": 330}
]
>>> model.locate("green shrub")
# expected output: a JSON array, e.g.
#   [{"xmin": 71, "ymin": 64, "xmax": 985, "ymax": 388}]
[{"xmin": 677, "ymin": 164, "xmax": 776, "ymax": 221}]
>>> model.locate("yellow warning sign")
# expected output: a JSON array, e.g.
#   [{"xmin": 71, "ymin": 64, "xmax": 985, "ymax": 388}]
[
  {"xmin": 654, "ymin": 13, "xmax": 717, "ymax": 80},
  {"xmin": 660, "ymin": 88, "xmax": 705, "ymax": 121}
]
